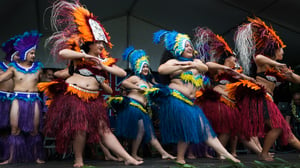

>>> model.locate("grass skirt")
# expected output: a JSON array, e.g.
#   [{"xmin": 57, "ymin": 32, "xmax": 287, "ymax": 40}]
[
  {"xmin": 108, "ymin": 96, "xmax": 155, "ymax": 143},
  {"xmin": 226, "ymin": 80, "xmax": 292, "ymax": 145},
  {"xmin": 13, "ymin": 92, "xmax": 42, "ymax": 133},
  {"xmin": 146, "ymin": 85, "xmax": 216, "ymax": 144},
  {"xmin": 195, "ymin": 88, "xmax": 238, "ymax": 135},
  {"xmin": 0, "ymin": 91, "xmax": 13, "ymax": 128},
  {"xmin": 39, "ymin": 81, "xmax": 109, "ymax": 153}
]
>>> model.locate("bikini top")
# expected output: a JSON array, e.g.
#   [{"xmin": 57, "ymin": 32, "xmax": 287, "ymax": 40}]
[
  {"xmin": 256, "ymin": 68, "xmax": 286, "ymax": 86},
  {"xmin": 71, "ymin": 61, "xmax": 107, "ymax": 83},
  {"xmin": 256, "ymin": 68, "xmax": 286, "ymax": 84},
  {"xmin": 173, "ymin": 71, "xmax": 203, "ymax": 88}
]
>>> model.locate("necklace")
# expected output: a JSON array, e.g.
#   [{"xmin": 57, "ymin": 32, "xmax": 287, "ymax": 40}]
[{"xmin": 291, "ymin": 100, "xmax": 300, "ymax": 123}]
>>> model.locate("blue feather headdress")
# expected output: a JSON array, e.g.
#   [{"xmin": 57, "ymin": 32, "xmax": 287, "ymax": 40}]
[
  {"xmin": 1, "ymin": 35, "xmax": 20, "ymax": 62},
  {"xmin": 14, "ymin": 30, "xmax": 41, "ymax": 61},
  {"xmin": 153, "ymin": 30, "xmax": 193, "ymax": 59},
  {"xmin": 122, "ymin": 46, "xmax": 149, "ymax": 75}
]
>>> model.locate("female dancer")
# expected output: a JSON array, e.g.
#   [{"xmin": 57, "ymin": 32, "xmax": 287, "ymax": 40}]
[
  {"xmin": 146, "ymin": 30, "xmax": 240, "ymax": 166},
  {"xmin": 108, "ymin": 46, "xmax": 175, "ymax": 161},
  {"xmin": 39, "ymin": 0, "xmax": 143, "ymax": 167},
  {"xmin": 230, "ymin": 17, "xmax": 300, "ymax": 161},
  {"xmin": 193, "ymin": 27, "xmax": 263, "ymax": 158}
]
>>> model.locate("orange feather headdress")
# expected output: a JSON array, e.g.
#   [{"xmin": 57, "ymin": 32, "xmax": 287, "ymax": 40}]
[
  {"xmin": 234, "ymin": 16, "xmax": 286, "ymax": 75},
  {"xmin": 46, "ymin": 0, "xmax": 112, "ymax": 61}
]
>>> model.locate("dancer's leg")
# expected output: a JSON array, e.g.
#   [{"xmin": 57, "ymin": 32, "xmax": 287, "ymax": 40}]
[
  {"xmin": 149, "ymin": 138, "xmax": 175, "ymax": 159},
  {"xmin": 0, "ymin": 100, "xmax": 20, "ymax": 165},
  {"xmin": 230, "ymin": 136, "xmax": 238, "ymax": 157},
  {"xmin": 73, "ymin": 131, "xmax": 86, "ymax": 168},
  {"xmin": 205, "ymin": 136, "xmax": 240, "ymax": 163},
  {"xmin": 176, "ymin": 141, "xmax": 189, "ymax": 164},
  {"xmin": 101, "ymin": 130, "xmax": 143, "ymax": 165},
  {"xmin": 131, "ymin": 120, "xmax": 144, "ymax": 161}
]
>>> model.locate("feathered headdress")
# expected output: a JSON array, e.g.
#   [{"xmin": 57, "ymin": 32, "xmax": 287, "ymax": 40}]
[
  {"xmin": 193, "ymin": 27, "xmax": 234, "ymax": 63},
  {"xmin": 122, "ymin": 46, "xmax": 149, "ymax": 74},
  {"xmin": 234, "ymin": 17, "xmax": 286, "ymax": 75},
  {"xmin": 14, "ymin": 30, "xmax": 41, "ymax": 61},
  {"xmin": 46, "ymin": 0, "xmax": 112, "ymax": 60},
  {"xmin": 1, "ymin": 35, "xmax": 20, "ymax": 62},
  {"xmin": 153, "ymin": 30, "xmax": 193, "ymax": 59}
]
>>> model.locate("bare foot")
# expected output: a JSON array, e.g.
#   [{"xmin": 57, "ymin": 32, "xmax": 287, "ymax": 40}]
[
  {"xmin": 36, "ymin": 159, "xmax": 45, "ymax": 164},
  {"xmin": 231, "ymin": 152, "xmax": 238, "ymax": 158},
  {"xmin": 218, "ymin": 155, "xmax": 226, "ymax": 160},
  {"xmin": 204, "ymin": 153, "xmax": 213, "ymax": 159},
  {"xmin": 0, "ymin": 160, "xmax": 9, "ymax": 165},
  {"xmin": 162, "ymin": 153, "xmax": 176, "ymax": 160},
  {"xmin": 105, "ymin": 155, "xmax": 119, "ymax": 161},
  {"xmin": 176, "ymin": 159, "xmax": 186, "ymax": 164},
  {"xmin": 132, "ymin": 155, "xmax": 143, "ymax": 161},
  {"xmin": 73, "ymin": 159, "xmax": 84, "ymax": 168},
  {"xmin": 73, "ymin": 162, "xmax": 84, "ymax": 168},
  {"xmin": 259, "ymin": 153, "xmax": 274, "ymax": 161},
  {"xmin": 268, "ymin": 152, "xmax": 275, "ymax": 157},
  {"xmin": 223, "ymin": 155, "xmax": 240, "ymax": 163},
  {"xmin": 124, "ymin": 158, "xmax": 143, "ymax": 165},
  {"xmin": 117, "ymin": 157, "xmax": 124, "ymax": 162},
  {"xmin": 187, "ymin": 154, "xmax": 196, "ymax": 159}
]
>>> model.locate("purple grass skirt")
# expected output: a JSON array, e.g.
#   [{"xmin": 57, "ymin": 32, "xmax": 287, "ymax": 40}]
[
  {"xmin": 2, "ymin": 135, "xmax": 31, "ymax": 163},
  {"xmin": 13, "ymin": 92, "xmax": 42, "ymax": 132},
  {"xmin": 0, "ymin": 91, "xmax": 13, "ymax": 128}
]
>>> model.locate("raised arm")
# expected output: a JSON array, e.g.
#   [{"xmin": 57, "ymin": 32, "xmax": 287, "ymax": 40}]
[
  {"xmin": 102, "ymin": 64, "xmax": 127, "ymax": 77},
  {"xmin": 54, "ymin": 68, "xmax": 70, "ymax": 79},
  {"xmin": 58, "ymin": 49, "xmax": 87, "ymax": 60},
  {"xmin": 255, "ymin": 54, "xmax": 286, "ymax": 68},
  {"xmin": 281, "ymin": 67, "xmax": 300, "ymax": 84},
  {"xmin": 193, "ymin": 59, "xmax": 208, "ymax": 73},
  {"xmin": 206, "ymin": 62, "xmax": 228, "ymax": 71},
  {"xmin": 121, "ymin": 76, "xmax": 142, "ymax": 91},
  {"xmin": 158, "ymin": 59, "xmax": 190, "ymax": 75}
]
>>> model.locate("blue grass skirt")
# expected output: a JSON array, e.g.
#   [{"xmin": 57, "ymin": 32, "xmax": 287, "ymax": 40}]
[
  {"xmin": 146, "ymin": 85, "xmax": 216, "ymax": 144},
  {"xmin": 108, "ymin": 96, "xmax": 155, "ymax": 143}
]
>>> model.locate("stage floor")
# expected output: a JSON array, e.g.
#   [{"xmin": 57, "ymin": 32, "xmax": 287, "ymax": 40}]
[{"xmin": 1, "ymin": 151, "xmax": 300, "ymax": 168}]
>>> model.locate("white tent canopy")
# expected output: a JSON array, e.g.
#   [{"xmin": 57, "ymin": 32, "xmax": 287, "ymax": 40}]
[{"xmin": 0, "ymin": 0, "xmax": 299, "ymax": 70}]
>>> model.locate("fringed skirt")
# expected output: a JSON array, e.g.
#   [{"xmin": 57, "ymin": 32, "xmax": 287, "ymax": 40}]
[
  {"xmin": 226, "ymin": 80, "xmax": 292, "ymax": 145},
  {"xmin": 145, "ymin": 85, "xmax": 216, "ymax": 144},
  {"xmin": 13, "ymin": 92, "xmax": 42, "ymax": 132},
  {"xmin": 195, "ymin": 88, "xmax": 238, "ymax": 135},
  {"xmin": 38, "ymin": 81, "xmax": 109, "ymax": 153},
  {"xmin": 0, "ymin": 91, "xmax": 13, "ymax": 128},
  {"xmin": 107, "ymin": 96, "xmax": 155, "ymax": 143}
]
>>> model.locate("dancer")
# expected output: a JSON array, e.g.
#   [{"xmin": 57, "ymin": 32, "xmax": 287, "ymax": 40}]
[
  {"xmin": 146, "ymin": 30, "xmax": 240, "ymax": 166},
  {"xmin": 0, "ymin": 30, "xmax": 45, "ymax": 165},
  {"xmin": 193, "ymin": 27, "xmax": 263, "ymax": 158},
  {"xmin": 0, "ymin": 35, "xmax": 20, "ymax": 129},
  {"xmin": 107, "ymin": 46, "xmax": 175, "ymax": 161},
  {"xmin": 0, "ymin": 35, "xmax": 20, "ymax": 161},
  {"xmin": 230, "ymin": 16, "xmax": 300, "ymax": 161},
  {"xmin": 39, "ymin": 1, "xmax": 142, "ymax": 167}
]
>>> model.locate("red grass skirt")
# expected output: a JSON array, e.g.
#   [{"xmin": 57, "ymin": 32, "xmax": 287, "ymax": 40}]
[
  {"xmin": 195, "ymin": 88, "xmax": 238, "ymax": 135},
  {"xmin": 226, "ymin": 80, "xmax": 292, "ymax": 145},
  {"xmin": 38, "ymin": 81, "xmax": 109, "ymax": 153}
]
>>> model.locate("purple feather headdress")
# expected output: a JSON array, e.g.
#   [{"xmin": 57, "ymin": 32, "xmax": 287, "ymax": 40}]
[
  {"xmin": 14, "ymin": 30, "xmax": 41, "ymax": 61},
  {"xmin": 1, "ymin": 35, "xmax": 20, "ymax": 62}
]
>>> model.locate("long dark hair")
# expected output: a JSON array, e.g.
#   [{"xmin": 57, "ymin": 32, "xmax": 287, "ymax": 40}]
[
  {"xmin": 80, "ymin": 41, "xmax": 93, "ymax": 53},
  {"xmin": 159, "ymin": 50, "xmax": 175, "ymax": 85}
]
